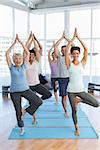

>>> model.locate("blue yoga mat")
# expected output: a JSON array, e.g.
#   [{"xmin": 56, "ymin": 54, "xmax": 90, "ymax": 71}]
[
  {"xmin": 21, "ymin": 117, "xmax": 92, "ymax": 127},
  {"xmin": 25, "ymin": 110, "xmax": 86, "ymax": 119},
  {"xmin": 9, "ymin": 98, "xmax": 98, "ymax": 139},
  {"xmin": 9, "ymin": 127, "xmax": 98, "ymax": 139}
]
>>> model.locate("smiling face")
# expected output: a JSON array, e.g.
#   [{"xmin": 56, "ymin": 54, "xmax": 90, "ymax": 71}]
[
  {"xmin": 29, "ymin": 53, "xmax": 35, "ymax": 62},
  {"xmin": 61, "ymin": 46, "xmax": 66, "ymax": 56},
  {"xmin": 29, "ymin": 49, "xmax": 36, "ymax": 63},
  {"xmin": 13, "ymin": 53, "xmax": 23, "ymax": 67},
  {"xmin": 70, "ymin": 46, "xmax": 80, "ymax": 61},
  {"xmin": 71, "ymin": 50, "xmax": 80, "ymax": 61}
]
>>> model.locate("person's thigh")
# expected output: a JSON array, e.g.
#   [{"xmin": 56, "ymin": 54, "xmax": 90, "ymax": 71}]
[{"xmin": 22, "ymin": 89, "xmax": 42, "ymax": 106}]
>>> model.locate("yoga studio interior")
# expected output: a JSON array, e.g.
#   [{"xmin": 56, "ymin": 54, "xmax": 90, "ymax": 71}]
[{"xmin": 0, "ymin": 0, "xmax": 100, "ymax": 150}]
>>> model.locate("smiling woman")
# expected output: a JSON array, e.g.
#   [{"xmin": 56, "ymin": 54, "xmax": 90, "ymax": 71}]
[
  {"xmin": 65, "ymin": 28, "xmax": 100, "ymax": 136},
  {"xmin": 0, "ymin": 1, "xmax": 100, "ymax": 149},
  {"xmin": 5, "ymin": 34, "xmax": 43, "ymax": 135}
]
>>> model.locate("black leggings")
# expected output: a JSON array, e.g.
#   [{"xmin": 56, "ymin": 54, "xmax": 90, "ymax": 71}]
[
  {"xmin": 10, "ymin": 89, "xmax": 42, "ymax": 127},
  {"xmin": 30, "ymin": 84, "xmax": 52, "ymax": 100},
  {"xmin": 51, "ymin": 78, "xmax": 58, "ymax": 92},
  {"xmin": 68, "ymin": 92, "xmax": 99, "ymax": 125}
]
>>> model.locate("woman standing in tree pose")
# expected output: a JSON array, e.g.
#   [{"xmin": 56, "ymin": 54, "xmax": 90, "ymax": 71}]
[
  {"xmin": 65, "ymin": 28, "xmax": 99, "ymax": 136},
  {"xmin": 48, "ymin": 41, "xmax": 58, "ymax": 105},
  {"xmin": 25, "ymin": 32, "xmax": 52, "ymax": 125},
  {"xmin": 6, "ymin": 34, "xmax": 43, "ymax": 135}
]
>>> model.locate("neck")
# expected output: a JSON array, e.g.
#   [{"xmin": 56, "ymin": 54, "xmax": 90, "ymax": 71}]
[
  {"xmin": 29, "ymin": 60, "xmax": 34, "ymax": 65},
  {"xmin": 73, "ymin": 60, "xmax": 79, "ymax": 65},
  {"xmin": 15, "ymin": 65, "xmax": 20, "ymax": 68}
]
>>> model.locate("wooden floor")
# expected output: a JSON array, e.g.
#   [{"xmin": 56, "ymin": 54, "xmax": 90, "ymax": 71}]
[{"xmin": 0, "ymin": 93, "xmax": 100, "ymax": 150}]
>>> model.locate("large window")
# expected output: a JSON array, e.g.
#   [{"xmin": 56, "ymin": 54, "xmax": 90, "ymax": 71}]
[
  {"xmin": 69, "ymin": 9, "xmax": 91, "ymax": 38},
  {"xmin": 1, "ymin": 4, "xmax": 100, "ymax": 87},
  {"xmin": 91, "ymin": 9, "xmax": 100, "ymax": 77},
  {"xmin": 0, "ymin": 4, "xmax": 13, "ymax": 37},
  {"xmin": 93, "ymin": 9, "xmax": 100, "ymax": 38},
  {"xmin": 30, "ymin": 13, "xmax": 44, "ymax": 39},
  {"xmin": 46, "ymin": 12, "xmax": 64, "ymax": 39},
  {"xmin": 69, "ymin": 9, "xmax": 91, "ymax": 76},
  {"xmin": 0, "ymin": 5, "xmax": 13, "ymax": 83},
  {"xmin": 91, "ymin": 40, "xmax": 100, "ymax": 76},
  {"xmin": 15, "ymin": 9, "xmax": 28, "ymax": 39}
]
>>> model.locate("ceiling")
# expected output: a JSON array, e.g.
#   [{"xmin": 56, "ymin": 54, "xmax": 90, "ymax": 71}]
[{"xmin": 0, "ymin": 0, "xmax": 100, "ymax": 11}]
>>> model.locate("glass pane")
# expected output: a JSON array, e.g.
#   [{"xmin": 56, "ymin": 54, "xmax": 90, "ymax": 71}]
[
  {"xmin": 46, "ymin": 12, "xmax": 64, "ymax": 39},
  {"xmin": 91, "ymin": 40, "xmax": 100, "ymax": 76},
  {"xmin": 93, "ymin": 9, "xmax": 100, "ymax": 38},
  {"xmin": 0, "ymin": 4, "xmax": 13, "ymax": 37},
  {"xmin": 69, "ymin": 9, "xmax": 91, "ymax": 38},
  {"xmin": 30, "ymin": 13, "xmax": 44, "ymax": 39},
  {"xmin": 15, "ymin": 9, "xmax": 28, "ymax": 39}
]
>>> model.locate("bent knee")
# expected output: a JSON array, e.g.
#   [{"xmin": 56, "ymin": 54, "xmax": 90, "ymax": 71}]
[
  {"xmin": 48, "ymin": 92, "xmax": 52, "ymax": 98},
  {"xmin": 43, "ymin": 92, "xmax": 52, "ymax": 100},
  {"xmin": 94, "ymin": 102, "xmax": 99, "ymax": 107},
  {"xmin": 38, "ymin": 99, "xmax": 43, "ymax": 106}
]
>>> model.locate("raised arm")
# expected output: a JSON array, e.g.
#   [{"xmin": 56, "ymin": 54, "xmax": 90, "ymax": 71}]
[
  {"xmin": 34, "ymin": 34, "xmax": 43, "ymax": 55},
  {"xmin": 48, "ymin": 41, "xmax": 55, "ymax": 64},
  {"xmin": 64, "ymin": 31, "xmax": 75, "ymax": 47},
  {"xmin": 25, "ymin": 31, "xmax": 32, "ymax": 49},
  {"xmin": 32, "ymin": 35, "xmax": 40, "ymax": 62},
  {"xmin": 17, "ymin": 34, "xmax": 29, "ymax": 63},
  {"xmin": 75, "ymin": 29, "xmax": 88, "ymax": 65},
  {"xmin": 54, "ymin": 33, "xmax": 64, "ymax": 58},
  {"xmin": 6, "ymin": 37, "xmax": 17, "ymax": 67},
  {"xmin": 48, "ymin": 48, "xmax": 52, "ymax": 64},
  {"xmin": 65, "ymin": 31, "xmax": 76, "ymax": 69}
]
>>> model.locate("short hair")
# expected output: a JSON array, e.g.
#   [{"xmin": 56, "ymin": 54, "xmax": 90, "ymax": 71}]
[
  {"xmin": 70, "ymin": 46, "xmax": 80, "ymax": 54},
  {"xmin": 13, "ymin": 53, "xmax": 22, "ymax": 59},
  {"xmin": 61, "ymin": 45, "xmax": 66, "ymax": 49},
  {"xmin": 29, "ymin": 48, "xmax": 36, "ymax": 56}
]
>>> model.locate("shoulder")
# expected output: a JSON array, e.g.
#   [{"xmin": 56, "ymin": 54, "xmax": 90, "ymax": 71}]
[
  {"xmin": 9, "ymin": 64, "xmax": 14, "ymax": 70},
  {"xmin": 21, "ymin": 63, "xmax": 26, "ymax": 69}
]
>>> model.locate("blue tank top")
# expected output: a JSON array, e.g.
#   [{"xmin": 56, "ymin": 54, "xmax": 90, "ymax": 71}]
[{"xmin": 10, "ymin": 64, "xmax": 29, "ymax": 92}]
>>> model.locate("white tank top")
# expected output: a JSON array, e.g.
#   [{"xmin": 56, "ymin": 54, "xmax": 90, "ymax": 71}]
[
  {"xmin": 25, "ymin": 61, "xmax": 40, "ymax": 86},
  {"xmin": 67, "ymin": 62, "xmax": 84, "ymax": 93}
]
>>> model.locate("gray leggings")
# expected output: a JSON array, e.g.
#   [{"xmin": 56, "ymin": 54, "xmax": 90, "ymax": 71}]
[
  {"xmin": 68, "ymin": 92, "xmax": 99, "ymax": 125},
  {"xmin": 10, "ymin": 89, "xmax": 43, "ymax": 127},
  {"xmin": 30, "ymin": 83, "xmax": 52, "ymax": 100}
]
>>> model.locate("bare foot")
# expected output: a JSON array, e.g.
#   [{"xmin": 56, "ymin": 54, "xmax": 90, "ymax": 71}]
[
  {"xmin": 75, "ymin": 129, "xmax": 80, "ymax": 136},
  {"xmin": 75, "ymin": 97, "xmax": 81, "ymax": 111},
  {"xmin": 55, "ymin": 102, "xmax": 58, "ymax": 105},
  {"xmin": 21, "ymin": 108, "xmax": 26, "ymax": 121},
  {"xmin": 32, "ymin": 114, "xmax": 37, "ymax": 126},
  {"xmin": 20, "ymin": 127, "xmax": 25, "ymax": 136},
  {"xmin": 64, "ymin": 111, "xmax": 69, "ymax": 118},
  {"xmin": 33, "ymin": 120, "xmax": 37, "ymax": 127}
]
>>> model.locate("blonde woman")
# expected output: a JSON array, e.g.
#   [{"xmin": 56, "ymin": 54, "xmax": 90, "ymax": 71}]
[{"xmin": 6, "ymin": 34, "xmax": 42, "ymax": 135}]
